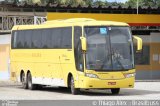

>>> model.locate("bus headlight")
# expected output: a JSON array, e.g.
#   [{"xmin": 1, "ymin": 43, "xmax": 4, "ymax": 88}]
[
  {"xmin": 85, "ymin": 73, "xmax": 98, "ymax": 78},
  {"xmin": 123, "ymin": 73, "xmax": 135, "ymax": 78}
]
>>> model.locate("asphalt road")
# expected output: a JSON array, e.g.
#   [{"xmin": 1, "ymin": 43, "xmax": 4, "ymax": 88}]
[{"xmin": 0, "ymin": 81, "xmax": 160, "ymax": 100}]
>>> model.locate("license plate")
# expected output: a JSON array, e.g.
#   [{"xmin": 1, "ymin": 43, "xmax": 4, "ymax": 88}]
[{"xmin": 108, "ymin": 82, "xmax": 116, "ymax": 85}]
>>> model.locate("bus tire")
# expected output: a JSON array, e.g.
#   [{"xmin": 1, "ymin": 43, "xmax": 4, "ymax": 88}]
[
  {"xmin": 70, "ymin": 76, "xmax": 80, "ymax": 95},
  {"xmin": 27, "ymin": 72, "xmax": 36, "ymax": 90},
  {"xmin": 111, "ymin": 88, "xmax": 120, "ymax": 95},
  {"xmin": 21, "ymin": 72, "xmax": 28, "ymax": 89}
]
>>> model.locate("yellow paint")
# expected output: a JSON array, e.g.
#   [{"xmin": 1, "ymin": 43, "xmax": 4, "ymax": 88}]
[
  {"xmin": 48, "ymin": 13, "xmax": 160, "ymax": 24},
  {"xmin": 11, "ymin": 18, "xmax": 135, "ymax": 89},
  {"xmin": 133, "ymin": 36, "xmax": 143, "ymax": 51}
]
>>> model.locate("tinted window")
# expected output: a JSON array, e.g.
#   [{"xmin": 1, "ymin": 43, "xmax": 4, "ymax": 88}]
[
  {"xmin": 42, "ymin": 27, "xmax": 72, "ymax": 49},
  {"xmin": 74, "ymin": 26, "xmax": 83, "ymax": 71},
  {"xmin": 11, "ymin": 27, "xmax": 72, "ymax": 49},
  {"xmin": 32, "ymin": 30, "xmax": 42, "ymax": 48},
  {"xmin": 51, "ymin": 28, "xmax": 61, "ymax": 48},
  {"xmin": 74, "ymin": 26, "xmax": 82, "ymax": 49},
  {"xmin": 24, "ymin": 30, "xmax": 32, "ymax": 48},
  {"xmin": 11, "ymin": 31, "xmax": 17, "ymax": 48},
  {"xmin": 61, "ymin": 27, "xmax": 72, "ymax": 48},
  {"xmin": 41, "ymin": 29, "xmax": 52, "ymax": 48},
  {"xmin": 17, "ymin": 31, "xmax": 25, "ymax": 48}
]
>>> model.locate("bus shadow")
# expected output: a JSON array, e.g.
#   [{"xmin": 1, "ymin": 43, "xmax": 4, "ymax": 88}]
[
  {"xmin": 22, "ymin": 86, "xmax": 160, "ymax": 96},
  {"xmin": 79, "ymin": 89, "xmax": 160, "ymax": 96},
  {"xmin": 35, "ymin": 87, "xmax": 71, "ymax": 94},
  {"xmin": 118, "ymin": 88, "xmax": 160, "ymax": 96}
]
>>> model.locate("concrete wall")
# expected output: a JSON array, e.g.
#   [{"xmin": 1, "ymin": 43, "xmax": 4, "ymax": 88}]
[{"xmin": 0, "ymin": 34, "xmax": 10, "ymax": 80}]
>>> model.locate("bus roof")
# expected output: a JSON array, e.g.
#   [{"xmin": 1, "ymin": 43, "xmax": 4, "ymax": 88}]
[{"xmin": 12, "ymin": 18, "xmax": 129, "ymax": 31}]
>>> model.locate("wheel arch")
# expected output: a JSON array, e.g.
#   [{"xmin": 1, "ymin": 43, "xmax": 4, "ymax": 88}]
[
  {"xmin": 20, "ymin": 70, "xmax": 31, "ymax": 82},
  {"xmin": 27, "ymin": 70, "xmax": 31, "ymax": 75},
  {"xmin": 20, "ymin": 70, "xmax": 25, "ymax": 82},
  {"xmin": 67, "ymin": 73, "xmax": 73, "ymax": 88}
]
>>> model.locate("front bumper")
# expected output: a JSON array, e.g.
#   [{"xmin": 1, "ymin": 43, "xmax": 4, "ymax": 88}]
[{"xmin": 78, "ymin": 77, "xmax": 135, "ymax": 89}]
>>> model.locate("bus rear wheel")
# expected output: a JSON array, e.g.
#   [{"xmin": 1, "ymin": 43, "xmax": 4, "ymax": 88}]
[
  {"xmin": 70, "ymin": 76, "xmax": 80, "ymax": 95},
  {"xmin": 27, "ymin": 72, "xmax": 37, "ymax": 90},
  {"xmin": 111, "ymin": 88, "xmax": 120, "ymax": 95},
  {"xmin": 21, "ymin": 73, "xmax": 28, "ymax": 89}
]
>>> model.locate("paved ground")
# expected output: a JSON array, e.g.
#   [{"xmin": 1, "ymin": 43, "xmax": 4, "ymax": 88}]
[{"xmin": 0, "ymin": 81, "xmax": 160, "ymax": 100}]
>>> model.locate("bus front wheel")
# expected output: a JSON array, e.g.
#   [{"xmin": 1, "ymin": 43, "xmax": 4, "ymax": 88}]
[
  {"xmin": 111, "ymin": 88, "xmax": 120, "ymax": 95},
  {"xmin": 27, "ymin": 72, "xmax": 37, "ymax": 90},
  {"xmin": 70, "ymin": 76, "xmax": 80, "ymax": 95}
]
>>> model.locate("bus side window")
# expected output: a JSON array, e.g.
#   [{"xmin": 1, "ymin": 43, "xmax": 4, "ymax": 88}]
[
  {"xmin": 51, "ymin": 28, "xmax": 61, "ymax": 48},
  {"xmin": 16, "ymin": 31, "xmax": 25, "ymax": 48},
  {"xmin": 61, "ymin": 27, "xmax": 72, "ymax": 49},
  {"xmin": 31, "ymin": 30, "xmax": 42, "ymax": 48},
  {"xmin": 24, "ymin": 30, "xmax": 32, "ymax": 48},
  {"xmin": 41, "ymin": 29, "xmax": 52, "ymax": 49},
  {"xmin": 74, "ymin": 26, "xmax": 84, "ymax": 71}
]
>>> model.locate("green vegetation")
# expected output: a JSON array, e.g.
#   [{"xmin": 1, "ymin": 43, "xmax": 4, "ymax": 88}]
[
  {"xmin": 4, "ymin": 0, "xmax": 160, "ymax": 7},
  {"xmin": 125, "ymin": 0, "xmax": 160, "ymax": 7}
]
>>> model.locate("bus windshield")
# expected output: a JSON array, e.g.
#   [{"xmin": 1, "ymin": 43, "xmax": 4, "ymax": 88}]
[{"xmin": 85, "ymin": 26, "xmax": 134, "ymax": 71}]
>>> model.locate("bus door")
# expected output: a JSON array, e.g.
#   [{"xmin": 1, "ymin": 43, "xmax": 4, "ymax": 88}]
[
  {"xmin": 59, "ymin": 49, "xmax": 73, "ymax": 77},
  {"xmin": 59, "ymin": 27, "xmax": 73, "ymax": 81}
]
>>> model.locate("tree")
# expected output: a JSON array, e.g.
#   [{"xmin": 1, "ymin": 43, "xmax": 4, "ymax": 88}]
[
  {"xmin": 93, "ymin": 0, "xmax": 107, "ymax": 6},
  {"xmin": 110, "ymin": 2, "xmax": 125, "ymax": 6},
  {"xmin": 15, "ymin": 0, "xmax": 160, "ymax": 7},
  {"xmin": 126, "ymin": 0, "xmax": 160, "ymax": 7},
  {"xmin": 158, "ymin": 0, "xmax": 160, "ymax": 6},
  {"xmin": 125, "ymin": 0, "xmax": 137, "ymax": 7},
  {"xmin": 85, "ymin": 0, "xmax": 93, "ymax": 5}
]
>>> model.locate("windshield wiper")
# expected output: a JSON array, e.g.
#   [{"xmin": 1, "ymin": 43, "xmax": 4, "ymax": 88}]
[
  {"xmin": 99, "ymin": 53, "xmax": 111, "ymax": 70},
  {"xmin": 115, "ymin": 57, "xmax": 125, "ymax": 70}
]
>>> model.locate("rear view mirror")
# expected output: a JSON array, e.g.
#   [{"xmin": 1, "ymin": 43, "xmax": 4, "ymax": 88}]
[
  {"xmin": 80, "ymin": 37, "xmax": 87, "ymax": 51},
  {"xmin": 133, "ymin": 36, "xmax": 142, "ymax": 51}
]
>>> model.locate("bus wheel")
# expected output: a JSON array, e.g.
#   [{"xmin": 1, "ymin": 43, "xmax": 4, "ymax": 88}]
[
  {"xmin": 111, "ymin": 88, "xmax": 120, "ymax": 95},
  {"xmin": 21, "ymin": 73, "xmax": 28, "ymax": 89},
  {"xmin": 27, "ymin": 72, "xmax": 36, "ymax": 90},
  {"xmin": 70, "ymin": 76, "xmax": 80, "ymax": 95}
]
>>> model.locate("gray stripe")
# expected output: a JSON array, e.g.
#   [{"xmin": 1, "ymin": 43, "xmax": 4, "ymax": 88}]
[{"xmin": 1, "ymin": 100, "xmax": 160, "ymax": 106}]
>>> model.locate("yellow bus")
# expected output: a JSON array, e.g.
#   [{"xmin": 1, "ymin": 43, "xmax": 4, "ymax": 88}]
[{"xmin": 10, "ymin": 18, "xmax": 142, "ymax": 95}]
